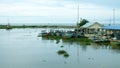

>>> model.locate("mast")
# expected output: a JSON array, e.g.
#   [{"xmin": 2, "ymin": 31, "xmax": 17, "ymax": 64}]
[
  {"xmin": 113, "ymin": 8, "xmax": 115, "ymax": 25},
  {"xmin": 7, "ymin": 19, "xmax": 10, "ymax": 28},
  {"xmin": 6, "ymin": 18, "xmax": 12, "ymax": 29},
  {"xmin": 77, "ymin": 4, "xmax": 79, "ymax": 26},
  {"xmin": 77, "ymin": 4, "xmax": 79, "ymax": 29},
  {"xmin": 109, "ymin": 17, "xmax": 111, "ymax": 26}
]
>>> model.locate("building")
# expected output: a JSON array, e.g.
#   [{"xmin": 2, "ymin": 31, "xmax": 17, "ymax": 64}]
[
  {"xmin": 87, "ymin": 22, "xmax": 104, "ymax": 34},
  {"xmin": 77, "ymin": 22, "xmax": 104, "ymax": 34}
]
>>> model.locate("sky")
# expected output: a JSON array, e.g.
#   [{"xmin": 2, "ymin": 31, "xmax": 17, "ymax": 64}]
[{"xmin": 0, "ymin": 0, "xmax": 120, "ymax": 25}]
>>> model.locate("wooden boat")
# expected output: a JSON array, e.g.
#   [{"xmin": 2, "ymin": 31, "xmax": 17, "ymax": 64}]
[
  {"xmin": 39, "ymin": 30, "xmax": 48, "ymax": 37},
  {"xmin": 62, "ymin": 31, "xmax": 73, "ymax": 39}
]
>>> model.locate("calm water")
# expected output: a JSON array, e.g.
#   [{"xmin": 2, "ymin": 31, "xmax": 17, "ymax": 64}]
[{"xmin": 0, "ymin": 28, "xmax": 120, "ymax": 68}]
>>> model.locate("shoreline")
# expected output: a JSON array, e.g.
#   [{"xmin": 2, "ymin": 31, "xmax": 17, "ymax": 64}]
[{"xmin": 0, "ymin": 25, "xmax": 76, "ymax": 29}]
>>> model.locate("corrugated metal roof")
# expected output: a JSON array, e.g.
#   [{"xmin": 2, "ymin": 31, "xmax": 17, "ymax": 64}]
[
  {"xmin": 82, "ymin": 22, "xmax": 103, "ymax": 28},
  {"xmin": 103, "ymin": 25, "xmax": 120, "ymax": 30}
]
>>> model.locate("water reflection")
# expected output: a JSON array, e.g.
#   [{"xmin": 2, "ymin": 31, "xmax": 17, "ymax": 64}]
[{"xmin": 111, "ymin": 45, "xmax": 120, "ymax": 49}]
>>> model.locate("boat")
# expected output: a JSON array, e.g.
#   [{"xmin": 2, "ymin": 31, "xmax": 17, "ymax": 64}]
[
  {"xmin": 62, "ymin": 31, "xmax": 73, "ymax": 39},
  {"xmin": 38, "ymin": 30, "xmax": 48, "ymax": 37},
  {"xmin": 92, "ymin": 34, "xmax": 110, "ymax": 44},
  {"xmin": 6, "ymin": 22, "xmax": 12, "ymax": 30}
]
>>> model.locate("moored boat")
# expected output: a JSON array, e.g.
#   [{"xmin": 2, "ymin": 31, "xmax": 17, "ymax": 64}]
[{"xmin": 41, "ymin": 30, "xmax": 48, "ymax": 37}]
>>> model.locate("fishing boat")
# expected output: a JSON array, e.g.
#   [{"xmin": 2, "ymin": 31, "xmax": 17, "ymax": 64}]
[
  {"xmin": 62, "ymin": 31, "xmax": 73, "ymax": 39},
  {"xmin": 38, "ymin": 30, "xmax": 48, "ymax": 37},
  {"xmin": 92, "ymin": 34, "xmax": 110, "ymax": 44}
]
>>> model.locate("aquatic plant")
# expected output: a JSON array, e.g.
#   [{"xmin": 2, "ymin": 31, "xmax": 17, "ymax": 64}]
[
  {"xmin": 56, "ymin": 39, "xmax": 60, "ymax": 44},
  {"xmin": 77, "ymin": 19, "xmax": 89, "ymax": 28},
  {"xmin": 60, "ymin": 45, "xmax": 64, "ymax": 48},
  {"xmin": 57, "ymin": 50, "xmax": 66, "ymax": 55},
  {"xmin": 111, "ymin": 44, "xmax": 120, "ymax": 49},
  {"xmin": 63, "ymin": 53, "xmax": 69, "ymax": 58},
  {"xmin": 57, "ymin": 50, "xmax": 70, "ymax": 58}
]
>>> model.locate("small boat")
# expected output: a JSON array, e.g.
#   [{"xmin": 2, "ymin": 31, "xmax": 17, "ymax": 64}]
[
  {"xmin": 39, "ymin": 30, "xmax": 48, "ymax": 37},
  {"xmin": 6, "ymin": 23, "xmax": 12, "ymax": 30},
  {"xmin": 63, "ymin": 31, "xmax": 73, "ymax": 39},
  {"xmin": 93, "ymin": 34, "xmax": 110, "ymax": 43},
  {"xmin": 49, "ymin": 29, "xmax": 55, "ymax": 36}
]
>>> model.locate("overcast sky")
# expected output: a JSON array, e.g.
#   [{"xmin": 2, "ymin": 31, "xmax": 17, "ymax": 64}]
[{"xmin": 0, "ymin": 0, "xmax": 120, "ymax": 25}]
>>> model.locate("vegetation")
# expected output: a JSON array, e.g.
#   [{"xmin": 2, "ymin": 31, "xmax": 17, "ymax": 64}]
[
  {"xmin": 57, "ymin": 50, "xmax": 69, "ymax": 58},
  {"xmin": 77, "ymin": 19, "xmax": 89, "ymax": 28},
  {"xmin": 110, "ymin": 43, "xmax": 120, "ymax": 49},
  {"xmin": 62, "ymin": 37, "xmax": 92, "ymax": 45},
  {"xmin": 41, "ymin": 35, "xmax": 92, "ymax": 45}
]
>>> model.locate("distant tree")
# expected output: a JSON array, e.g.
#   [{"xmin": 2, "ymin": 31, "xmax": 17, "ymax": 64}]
[{"xmin": 77, "ymin": 19, "xmax": 89, "ymax": 28}]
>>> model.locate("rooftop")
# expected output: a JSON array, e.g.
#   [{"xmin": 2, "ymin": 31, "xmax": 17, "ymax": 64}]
[{"xmin": 103, "ymin": 25, "xmax": 120, "ymax": 30}]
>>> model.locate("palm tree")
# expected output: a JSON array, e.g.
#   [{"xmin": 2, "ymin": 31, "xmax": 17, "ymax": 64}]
[{"xmin": 77, "ymin": 19, "xmax": 89, "ymax": 28}]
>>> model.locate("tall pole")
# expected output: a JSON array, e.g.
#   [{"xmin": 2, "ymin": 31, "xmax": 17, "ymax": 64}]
[
  {"xmin": 113, "ymin": 8, "xmax": 115, "ymax": 25},
  {"xmin": 77, "ymin": 4, "xmax": 79, "ymax": 24},
  {"xmin": 77, "ymin": 4, "xmax": 80, "ymax": 24},
  {"xmin": 109, "ymin": 17, "xmax": 111, "ymax": 26},
  {"xmin": 7, "ymin": 18, "xmax": 10, "ymax": 27},
  {"xmin": 77, "ymin": 4, "xmax": 79, "ymax": 29}
]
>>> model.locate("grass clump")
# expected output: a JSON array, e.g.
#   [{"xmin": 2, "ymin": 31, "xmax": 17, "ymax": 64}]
[{"xmin": 57, "ymin": 50, "xmax": 70, "ymax": 58}]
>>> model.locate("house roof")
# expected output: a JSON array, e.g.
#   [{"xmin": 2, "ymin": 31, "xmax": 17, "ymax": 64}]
[
  {"xmin": 103, "ymin": 25, "xmax": 120, "ymax": 30},
  {"xmin": 88, "ymin": 22, "xmax": 104, "ymax": 28}
]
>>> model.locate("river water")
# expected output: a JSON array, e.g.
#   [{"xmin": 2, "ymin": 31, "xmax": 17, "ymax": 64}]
[{"xmin": 0, "ymin": 28, "xmax": 120, "ymax": 68}]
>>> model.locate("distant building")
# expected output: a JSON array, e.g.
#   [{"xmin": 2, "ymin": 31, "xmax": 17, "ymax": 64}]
[
  {"xmin": 88, "ymin": 22, "xmax": 103, "ymax": 29},
  {"xmin": 87, "ymin": 22, "xmax": 104, "ymax": 34},
  {"xmin": 79, "ymin": 22, "xmax": 104, "ymax": 34}
]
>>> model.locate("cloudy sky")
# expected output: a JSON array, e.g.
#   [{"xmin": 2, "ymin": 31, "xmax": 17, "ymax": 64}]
[{"xmin": 0, "ymin": 0, "xmax": 120, "ymax": 25}]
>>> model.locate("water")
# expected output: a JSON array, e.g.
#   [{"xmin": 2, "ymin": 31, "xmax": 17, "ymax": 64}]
[{"xmin": 0, "ymin": 28, "xmax": 120, "ymax": 68}]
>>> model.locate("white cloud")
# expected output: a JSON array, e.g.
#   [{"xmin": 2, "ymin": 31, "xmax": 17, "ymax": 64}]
[
  {"xmin": 0, "ymin": 1, "xmax": 76, "ymax": 17},
  {"xmin": 0, "ymin": 0, "xmax": 120, "ymax": 24}
]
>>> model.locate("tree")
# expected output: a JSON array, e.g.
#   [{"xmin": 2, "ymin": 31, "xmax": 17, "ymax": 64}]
[{"xmin": 77, "ymin": 19, "xmax": 89, "ymax": 28}]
